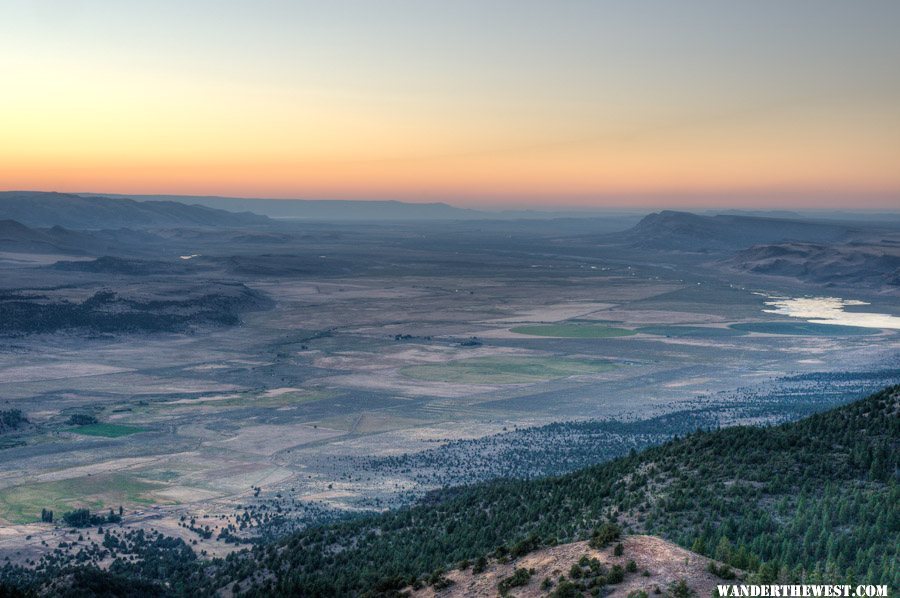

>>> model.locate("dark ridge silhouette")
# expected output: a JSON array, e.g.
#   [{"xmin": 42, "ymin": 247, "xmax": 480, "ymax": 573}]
[
  {"xmin": 0, "ymin": 191, "xmax": 270, "ymax": 229},
  {"xmin": 0, "ymin": 219, "xmax": 102, "ymax": 254}
]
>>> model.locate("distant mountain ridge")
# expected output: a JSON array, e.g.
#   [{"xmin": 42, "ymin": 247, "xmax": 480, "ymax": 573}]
[
  {"xmin": 77, "ymin": 192, "xmax": 648, "ymax": 222},
  {"xmin": 619, "ymin": 210, "xmax": 861, "ymax": 252},
  {"xmin": 0, "ymin": 219, "xmax": 103, "ymax": 255},
  {"xmin": 83, "ymin": 193, "xmax": 487, "ymax": 221},
  {"xmin": 0, "ymin": 191, "xmax": 270, "ymax": 229}
]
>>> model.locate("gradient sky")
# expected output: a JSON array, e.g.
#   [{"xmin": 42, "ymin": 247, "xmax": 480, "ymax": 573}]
[{"xmin": 2, "ymin": 1, "xmax": 899, "ymax": 209}]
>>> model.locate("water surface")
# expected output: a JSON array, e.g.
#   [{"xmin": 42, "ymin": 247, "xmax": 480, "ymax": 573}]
[{"xmin": 761, "ymin": 296, "xmax": 900, "ymax": 330}]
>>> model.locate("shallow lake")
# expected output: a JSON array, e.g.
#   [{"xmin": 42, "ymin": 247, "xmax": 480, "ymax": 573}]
[{"xmin": 760, "ymin": 296, "xmax": 900, "ymax": 330}]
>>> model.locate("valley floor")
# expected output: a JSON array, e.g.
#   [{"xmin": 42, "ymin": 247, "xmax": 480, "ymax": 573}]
[{"xmin": 1, "ymin": 219, "xmax": 898, "ymax": 569}]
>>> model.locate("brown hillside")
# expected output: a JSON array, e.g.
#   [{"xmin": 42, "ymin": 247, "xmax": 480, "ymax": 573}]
[{"xmin": 409, "ymin": 535, "xmax": 741, "ymax": 598}]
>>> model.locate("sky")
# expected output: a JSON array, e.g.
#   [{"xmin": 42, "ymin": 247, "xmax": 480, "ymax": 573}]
[{"xmin": 1, "ymin": 0, "xmax": 899, "ymax": 209}]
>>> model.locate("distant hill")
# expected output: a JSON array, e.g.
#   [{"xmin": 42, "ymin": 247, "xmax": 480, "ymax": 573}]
[
  {"xmin": 0, "ymin": 219, "xmax": 104, "ymax": 255},
  {"xmin": 616, "ymin": 210, "xmax": 860, "ymax": 252},
  {"xmin": 0, "ymin": 191, "xmax": 270, "ymax": 229},
  {"xmin": 726, "ymin": 240, "xmax": 900, "ymax": 291}
]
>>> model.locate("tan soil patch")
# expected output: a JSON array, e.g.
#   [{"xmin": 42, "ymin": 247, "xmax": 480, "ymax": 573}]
[{"xmin": 410, "ymin": 535, "xmax": 740, "ymax": 598}]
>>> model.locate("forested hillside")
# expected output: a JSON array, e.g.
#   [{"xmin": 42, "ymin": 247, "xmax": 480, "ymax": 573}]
[
  {"xmin": 1, "ymin": 387, "xmax": 896, "ymax": 596},
  {"xmin": 218, "ymin": 385, "xmax": 897, "ymax": 596}
]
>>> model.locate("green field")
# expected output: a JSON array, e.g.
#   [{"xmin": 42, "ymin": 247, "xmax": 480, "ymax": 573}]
[
  {"xmin": 0, "ymin": 473, "xmax": 163, "ymax": 524},
  {"xmin": 400, "ymin": 356, "xmax": 618, "ymax": 384},
  {"xmin": 730, "ymin": 322, "xmax": 877, "ymax": 336},
  {"xmin": 70, "ymin": 423, "xmax": 148, "ymax": 437},
  {"xmin": 510, "ymin": 324, "xmax": 636, "ymax": 338},
  {"xmin": 638, "ymin": 325, "xmax": 747, "ymax": 338}
]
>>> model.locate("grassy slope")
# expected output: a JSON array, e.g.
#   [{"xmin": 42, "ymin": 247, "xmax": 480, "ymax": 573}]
[{"xmin": 0, "ymin": 473, "xmax": 161, "ymax": 524}]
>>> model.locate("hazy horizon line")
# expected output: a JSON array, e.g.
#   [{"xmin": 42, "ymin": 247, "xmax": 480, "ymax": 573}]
[{"xmin": 3, "ymin": 188, "xmax": 900, "ymax": 215}]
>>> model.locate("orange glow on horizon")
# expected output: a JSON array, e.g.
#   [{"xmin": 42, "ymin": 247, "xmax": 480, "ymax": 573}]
[{"xmin": 2, "ymin": 2, "xmax": 899, "ymax": 210}]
